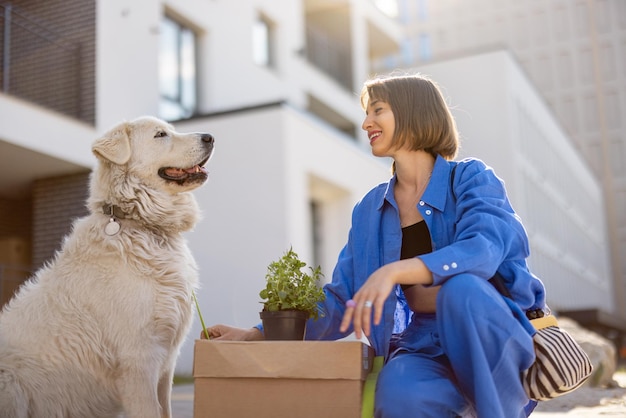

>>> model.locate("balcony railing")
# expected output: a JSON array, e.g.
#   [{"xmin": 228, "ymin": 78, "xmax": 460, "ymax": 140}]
[
  {"xmin": 305, "ymin": 25, "xmax": 353, "ymax": 90},
  {"xmin": 0, "ymin": 3, "xmax": 87, "ymax": 121}
]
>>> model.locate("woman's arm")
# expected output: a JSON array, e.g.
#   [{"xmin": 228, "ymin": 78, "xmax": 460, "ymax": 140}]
[{"xmin": 421, "ymin": 159, "xmax": 530, "ymax": 285}]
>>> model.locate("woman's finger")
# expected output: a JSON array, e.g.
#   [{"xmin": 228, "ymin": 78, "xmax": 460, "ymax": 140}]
[
  {"xmin": 352, "ymin": 299, "xmax": 365, "ymax": 339},
  {"xmin": 339, "ymin": 299, "xmax": 356, "ymax": 334},
  {"xmin": 372, "ymin": 297, "xmax": 385, "ymax": 327},
  {"xmin": 361, "ymin": 298, "xmax": 373, "ymax": 336}
]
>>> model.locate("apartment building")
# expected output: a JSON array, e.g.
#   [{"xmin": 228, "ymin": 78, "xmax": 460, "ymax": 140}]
[
  {"xmin": 0, "ymin": 0, "xmax": 620, "ymax": 373},
  {"xmin": 0, "ymin": 0, "xmax": 401, "ymax": 373},
  {"xmin": 391, "ymin": 0, "xmax": 626, "ymax": 331}
]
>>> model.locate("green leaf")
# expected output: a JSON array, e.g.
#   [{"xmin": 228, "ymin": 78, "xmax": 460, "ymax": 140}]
[{"xmin": 258, "ymin": 247, "xmax": 326, "ymax": 319}]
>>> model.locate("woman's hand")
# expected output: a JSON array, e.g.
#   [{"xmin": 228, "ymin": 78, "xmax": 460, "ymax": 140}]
[
  {"xmin": 200, "ymin": 325, "xmax": 264, "ymax": 341},
  {"xmin": 339, "ymin": 258, "xmax": 432, "ymax": 339},
  {"xmin": 339, "ymin": 265, "xmax": 395, "ymax": 339}
]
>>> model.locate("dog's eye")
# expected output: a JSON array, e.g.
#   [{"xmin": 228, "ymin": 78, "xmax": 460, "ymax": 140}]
[{"xmin": 154, "ymin": 130, "xmax": 168, "ymax": 138}]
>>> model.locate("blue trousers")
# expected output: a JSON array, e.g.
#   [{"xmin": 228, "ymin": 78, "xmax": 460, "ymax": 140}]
[{"xmin": 375, "ymin": 274, "xmax": 536, "ymax": 418}]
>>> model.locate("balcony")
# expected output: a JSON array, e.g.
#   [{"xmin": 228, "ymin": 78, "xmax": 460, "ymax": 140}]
[
  {"xmin": 304, "ymin": 0, "xmax": 400, "ymax": 90},
  {"xmin": 0, "ymin": 2, "xmax": 95, "ymax": 124}
]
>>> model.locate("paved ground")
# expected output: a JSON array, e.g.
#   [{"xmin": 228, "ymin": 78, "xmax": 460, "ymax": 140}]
[
  {"xmin": 532, "ymin": 371, "xmax": 626, "ymax": 417},
  {"xmin": 171, "ymin": 384, "xmax": 194, "ymax": 418},
  {"xmin": 172, "ymin": 371, "xmax": 626, "ymax": 418}
]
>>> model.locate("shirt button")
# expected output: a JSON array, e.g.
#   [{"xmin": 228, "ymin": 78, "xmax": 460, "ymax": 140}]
[
  {"xmin": 419, "ymin": 201, "xmax": 425, "ymax": 206},
  {"xmin": 425, "ymin": 209, "xmax": 432, "ymax": 215},
  {"xmin": 451, "ymin": 262, "xmax": 458, "ymax": 268},
  {"xmin": 443, "ymin": 264, "xmax": 450, "ymax": 271}
]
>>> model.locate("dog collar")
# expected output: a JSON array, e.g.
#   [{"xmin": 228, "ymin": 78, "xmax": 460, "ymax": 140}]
[
  {"xmin": 102, "ymin": 203, "xmax": 131, "ymax": 219},
  {"xmin": 102, "ymin": 203, "xmax": 131, "ymax": 236}
]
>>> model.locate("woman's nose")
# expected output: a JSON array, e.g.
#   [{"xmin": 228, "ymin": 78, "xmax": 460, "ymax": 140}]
[{"xmin": 362, "ymin": 115, "xmax": 372, "ymax": 130}]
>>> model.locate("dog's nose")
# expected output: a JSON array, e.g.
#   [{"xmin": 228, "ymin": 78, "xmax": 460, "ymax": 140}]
[{"xmin": 201, "ymin": 134, "xmax": 214, "ymax": 145}]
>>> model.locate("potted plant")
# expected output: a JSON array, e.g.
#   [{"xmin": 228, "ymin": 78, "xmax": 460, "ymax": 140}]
[{"xmin": 259, "ymin": 248, "xmax": 325, "ymax": 340}]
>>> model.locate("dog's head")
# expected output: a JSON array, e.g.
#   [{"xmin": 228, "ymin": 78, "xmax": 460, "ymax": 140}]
[
  {"xmin": 89, "ymin": 116, "xmax": 214, "ymax": 232},
  {"xmin": 92, "ymin": 116, "xmax": 214, "ymax": 194}
]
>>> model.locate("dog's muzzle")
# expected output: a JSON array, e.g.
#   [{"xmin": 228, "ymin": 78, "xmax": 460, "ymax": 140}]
[{"xmin": 158, "ymin": 133, "xmax": 214, "ymax": 185}]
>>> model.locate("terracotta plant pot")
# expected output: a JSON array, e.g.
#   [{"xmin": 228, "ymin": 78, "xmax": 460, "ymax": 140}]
[{"xmin": 260, "ymin": 310, "xmax": 308, "ymax": 340}]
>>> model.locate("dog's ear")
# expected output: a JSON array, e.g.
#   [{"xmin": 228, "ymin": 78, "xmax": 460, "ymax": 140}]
[{"xmin": 92, "ymin": 122, "xmax": 132, "ymax": 165}]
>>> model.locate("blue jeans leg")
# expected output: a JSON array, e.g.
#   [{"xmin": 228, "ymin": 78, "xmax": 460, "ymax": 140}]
[
  {"xmin": 437, "ymin": 274, "xmax": 535, "ymax": 418},
  {"xmin": 375, "ymin": 350, "xmax": 471, "ymax": 418}
]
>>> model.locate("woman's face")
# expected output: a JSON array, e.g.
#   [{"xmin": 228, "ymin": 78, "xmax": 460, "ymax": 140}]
[{"xmin": 362, "ymin": 99, "xmax": 396, "ymax": 158}]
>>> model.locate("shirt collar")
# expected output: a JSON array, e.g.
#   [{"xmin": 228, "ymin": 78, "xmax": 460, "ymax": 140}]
[
  {"xmin": 377, "ymin": 174, "xmax": 396, "ymax": 210},
  {"xmin": 421, "ymin": 154, "xmax": 452, "ymax": 212},
  {"xmin": 376, "ymin": 154, "xmax": 452, "ymax": 212}
]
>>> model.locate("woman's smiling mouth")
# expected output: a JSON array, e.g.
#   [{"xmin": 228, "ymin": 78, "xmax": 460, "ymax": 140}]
[{"xmin": 368, "ymin": 131, "xmax": 382, "ymax": 143}]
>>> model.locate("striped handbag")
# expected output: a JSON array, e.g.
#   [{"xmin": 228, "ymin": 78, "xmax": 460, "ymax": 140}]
[
  {"xmin": 494, "ymin": 274, "xmax": 594, "ymax": 400},
  {"xmin": 522, "ymin": 314, "xmax": 594, "ymax": 400}
]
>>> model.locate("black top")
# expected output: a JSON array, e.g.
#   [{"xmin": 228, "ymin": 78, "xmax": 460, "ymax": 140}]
[
  {"xmin": 400, "ymin": 220, "xmax": 432, "ymax": 291},
  {"xmin": 401, "ymin": 220, "xmax": 432, "ymax": 259}
]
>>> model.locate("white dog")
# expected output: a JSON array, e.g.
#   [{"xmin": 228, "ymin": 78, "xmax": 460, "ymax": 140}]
[{"xmin": 0, "ymin": 116, "xmax": 214, "ymax": 418}]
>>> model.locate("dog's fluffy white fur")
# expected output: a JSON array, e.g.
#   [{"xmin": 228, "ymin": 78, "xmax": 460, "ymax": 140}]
[{"xmin": 0, "ymin": 116, "xmax": 214, "ymax": 418}]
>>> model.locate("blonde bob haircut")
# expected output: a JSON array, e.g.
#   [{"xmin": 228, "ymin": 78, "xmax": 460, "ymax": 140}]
[{"xmin": 360, "ymin": 73, "xmax": 459, "ymax": 161}]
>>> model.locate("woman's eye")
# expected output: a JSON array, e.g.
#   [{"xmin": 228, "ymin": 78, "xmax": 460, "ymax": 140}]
[
  {"xmin": 155, "ymin": 131, "xmax": 167, "ymax": 138},
  {"xmin": 375, "ymin": 107, "xmax": 383, "ymax": 114}
]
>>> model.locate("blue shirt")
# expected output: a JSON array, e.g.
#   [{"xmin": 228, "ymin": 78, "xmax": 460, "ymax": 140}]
[{"xmin": 304, "ymin": 155, "xmax": 546, "ymax": 357}]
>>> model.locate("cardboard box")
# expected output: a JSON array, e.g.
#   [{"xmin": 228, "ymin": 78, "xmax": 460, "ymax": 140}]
[{"xmin": 193, "ymin": 340, "xmax": 374, "ymax": 418}]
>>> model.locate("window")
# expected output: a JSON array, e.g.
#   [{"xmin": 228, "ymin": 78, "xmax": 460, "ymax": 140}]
[
  {"xmin": 310, "ymin": 200, "xmax": 322, "ymax": 269},
  {"xmin": 416, "ymin": 0, "xmax": 429, "ymax": 21},
  {"xmin": 159, "ymin": 15, "xmax": 197, "ymax": 121},
  {"xmin": 252, "ymin": 15, "xmax": 275, "ymax": 68},
  {"xmin": 418, "ymin": 33, "xmax": 432, "ymax": 62},
  {"xmin": 308, "ymin": 175, "xmax": 350, "ymax": 280},
  {"xmin": 400, "ymin": 38, "xmax": 414, "ymax": 65}
]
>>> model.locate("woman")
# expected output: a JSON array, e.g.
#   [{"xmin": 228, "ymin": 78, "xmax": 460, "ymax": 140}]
[{"xmin": 205, "ymin": 73, "xmax": 546, "ymax": 417}]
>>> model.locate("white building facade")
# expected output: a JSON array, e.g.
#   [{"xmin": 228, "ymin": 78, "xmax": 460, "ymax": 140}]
[
  {"xmin": 0, "ymin": 0, "xmax": 399, "ymax": 374},
  {"xmin": 0, "ymin": 0, "xmax": 618, "ymax": 374}
]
